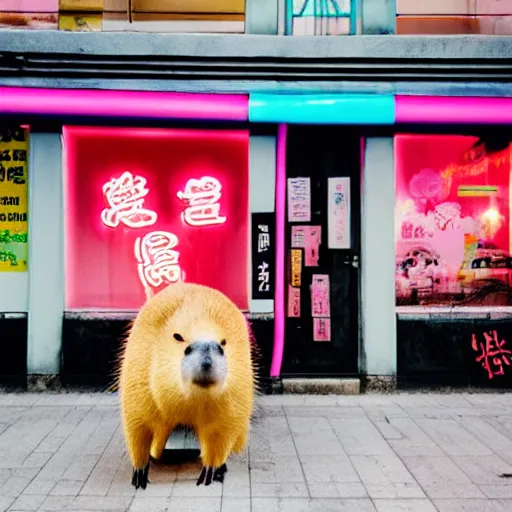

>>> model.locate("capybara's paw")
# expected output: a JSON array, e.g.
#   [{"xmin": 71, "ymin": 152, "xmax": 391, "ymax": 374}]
[
  {"xmin": 196, "ymin": 464, "xmax": 228, "ymax": 486},
  {"xmin": 131, "ymin": 463, "xmax": 150, "ymax": 490},
  {"xmin": 213, "ymin": 464, "xmax": 228, "ymax": 483},
  {"xmin": 196, "ymin": 466, "xmax": 213, "ymax": 486}
]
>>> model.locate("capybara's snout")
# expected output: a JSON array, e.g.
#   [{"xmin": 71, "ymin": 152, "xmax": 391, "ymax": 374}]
[{"xmin": 182, "ymin": 340, "xmax": 227, "ymax": 389}]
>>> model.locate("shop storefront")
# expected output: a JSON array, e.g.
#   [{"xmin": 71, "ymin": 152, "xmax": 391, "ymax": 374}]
[{"xmin": 1, "ymin": 34, "xmax": 512, "ymax": 392}]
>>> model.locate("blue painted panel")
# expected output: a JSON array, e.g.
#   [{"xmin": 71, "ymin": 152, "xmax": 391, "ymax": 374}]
[{"xmin": 248, "ymin": 93, "xmax": 395, "ymax": 124}]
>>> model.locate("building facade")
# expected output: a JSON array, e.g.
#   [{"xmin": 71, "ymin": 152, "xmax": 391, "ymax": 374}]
[{"xmin": 1, "ymin": 1, "xmax": 512, "ymax": 392}]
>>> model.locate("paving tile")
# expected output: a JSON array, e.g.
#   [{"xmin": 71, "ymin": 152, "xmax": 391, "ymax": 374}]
[
  {"xmin": 251, "ymin": 482, "xmax": 309, "ymax": 498},
  {"xmin": 69, "ymin": 496, "xmax": 132, "ymax": 510},
  {"xmin": 39, "ymin": 496, "xmax": 75, "ymax": 511},
  {"xmin": 8, "ymin": 493, "xmax": 46, "ymax": 511},
  {"xmin": 217, "ymin": 460, "xmax": 249, "ymax": 498},
  {"xmin": 172, "ymin": 479, "xmax": 222, "ymax": 498},
  {"xmin": 0, "ymin": 496, "xmax": 14, "ymax": 512},
  {"xmin": 129, "ymin": 497, "xmax": 168, "ymax": 512},
  {"xmin": 434, "ymin": 499, "xmax": 512, "ymax": 511},
  {"xmin": 402, "ymin": 456, "xmax": 486, "ymax": 499},
  {"xmin": 50, "ymin": 480, "xmax": 84, "ymax": 496},
  {"xmin": 22, "ymin": 479, "xmax": 56, "ymax": 495},
  {"xmin": 309, "ymin": 482, "xmax": 367, "ymax": 498},
  {"xmin": 414, "ymin": 419, "xmax": 493, "ymax": 456},
  {"xmin": 166, "ymin": 497, "xmax": 221, "ymax": 512},
  {"xmin": 350, "ymin": 454, "xmax": 425, "ymax": 499},
  {"xmin": 0, "ymin": 477, "xmax": 32, "ymax": 497},
  {"xmin": 373, "ymin": 499, "xmax": 437, "ymax": 512},
  {"xmin": 300, "ymin": 455, "xmax": 360, "ymax": 484},
  {"xmin": 479, "ymin": 485, "xmax": 512, "ymax": 498},
  {"xmin": 387, "ymin": 418, "xmax": 444, "ymax": 457},
  {"xmin": 250, "ymin": 457, "xmax": 304, "ymax": 483},
  {"xmin": 329, "ymin": 417, "xmax": 395, "ymax": 456},
  {"xmin": 284, "ymin": 406, "xmax": 366, "ymax": 418},
  {"xmin": 288, "ymin": 417, "xmax": 346, "ymax": 457},
  {"xmin": 451, "ymin": 455, "xmax": 512, "ymax": 485},
  {"xmin": 252, "ymin": 497, "xmax": 377, "ymax": 512},
  {"xmin": 221, "ymin": 498, "xmax": 251, "ymax": 512}
]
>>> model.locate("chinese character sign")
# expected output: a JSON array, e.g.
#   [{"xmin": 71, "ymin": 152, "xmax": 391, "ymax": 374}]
[
  {"xmin": 251, "ymin": 212, "xmax": 275, "ymax": 300},
  {"xmin": 0, "ymin": 127, "xmax": 29, "ymax": 272},
  {"xmin": 63, "ymin": 126, "xmax": 249, "ymax": 310},
  {"xmin": 471, "ymin": 329, "xmax": 512, "ymax": 380}
]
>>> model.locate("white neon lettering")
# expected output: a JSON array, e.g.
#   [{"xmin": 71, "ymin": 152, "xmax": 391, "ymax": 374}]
[
  {"xmin": 177, "ymin": 176, "xmax": 226, "ymax": 227},
  {"xmin": 101, "ymin": 171, "xmax": 157, "ymax": 229},
  {"xmin": 134, "ymin": 231, "xmax": 182, "ymax": 293}
]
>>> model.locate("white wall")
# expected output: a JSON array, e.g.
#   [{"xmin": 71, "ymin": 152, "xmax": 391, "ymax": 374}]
[
  {"xmin": 26, "ymin": 133, "xmax": 64, "ymax": 375},
  {"xmin": 361, "ymin": 137, "xmax": 397, "ymax": 375},
  {"xmin": 249, "ymin": 134, "xmax": 276, "ymax": 314}
]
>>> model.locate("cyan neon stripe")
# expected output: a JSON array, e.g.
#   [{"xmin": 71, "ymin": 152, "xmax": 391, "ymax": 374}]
[{"xmin": 248, "ymin": 93, "xmax": 396, "ymax": 124}]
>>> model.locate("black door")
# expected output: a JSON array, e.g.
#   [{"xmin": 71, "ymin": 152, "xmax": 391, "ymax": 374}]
[{"xmin": 282, "ymin": 126, "xmax": 361, "ymax": 376}]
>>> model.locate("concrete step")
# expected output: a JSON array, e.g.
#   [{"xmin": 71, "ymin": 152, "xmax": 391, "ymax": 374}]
[{"xmin": 281, "ymin": 377, "xmax": 361, "ymax": 395}]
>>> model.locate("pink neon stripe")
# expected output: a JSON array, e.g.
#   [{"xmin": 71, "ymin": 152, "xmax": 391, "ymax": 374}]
[
  {"xmin": 396, "ymin": 95, "xmax": 512, "ymax": 124},
  {"xmin": 270, "ymin": 124, "xmax": 287, "ymax": 378},
  {"xmin": 0, "ymin": 87, "xmax": 248, "ymax": 121}
]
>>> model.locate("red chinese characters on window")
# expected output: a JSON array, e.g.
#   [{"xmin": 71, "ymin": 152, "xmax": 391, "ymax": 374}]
[{"xmin": 471, "ymin": 329, "xmax": 512, "ymax": 379}]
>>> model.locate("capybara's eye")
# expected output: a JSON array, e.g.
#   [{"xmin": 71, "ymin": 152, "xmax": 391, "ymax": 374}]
[
  {"xmin": 221, "ymin": 339, "xmax": 226, "ymax": 346},
  {"xmin": 173, "ymin": 333, "xmax": 184, "ymax": 342}
]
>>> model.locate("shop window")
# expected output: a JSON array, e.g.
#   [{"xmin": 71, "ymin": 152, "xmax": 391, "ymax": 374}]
[
  {"xmin": 395, "ymin": 133, "xmax": 512, "ymax": 308},
  {"xmin": 63, "ymin": 126, "xmax": 249, "ymax": 311},
  {"xmin": 0, "ymin": 125, "xmax": 29, "ymax": 273},
  {"xmin": 396, "ymin": 0, "xmax": 512, "ymax": 35}
]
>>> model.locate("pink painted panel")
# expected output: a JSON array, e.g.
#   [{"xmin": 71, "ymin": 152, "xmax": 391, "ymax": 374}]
[
  {"xmin": 476, "ymin": 0, "xmax": 512, "ymax": 15},
  {"xmin": 0, "ymin": 0, "xmax": 58, "ymax": 12},
  {"xmin": 270, "ymin": 124, "xmax": 287, "ymax": 378},
  {"xmin": 396, "ymin": 95, "xmax": 512, "ymax": 124},
  {"xmin": 397, "ymin": 0, "xmax": 474, "ymax": 15},
  {"xmin": 0, "ymin": 87, "xmax": 249, "ymax": 122}
]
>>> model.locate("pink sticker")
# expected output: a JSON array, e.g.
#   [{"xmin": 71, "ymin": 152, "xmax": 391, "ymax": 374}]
[
  {"xmin": 311, "ymin": 274, "xmax": 330, "ymax": 317},
  {"xmin": 304, "ymin": 226, "xmax": 321, "ymax": 267},
  {"xmin": 313, "ymin": 318, "xmax": 331, "ymax": 342},
  {"xmin": 287, "ymin": 285, "xmax": 301, "ymax": 317}
]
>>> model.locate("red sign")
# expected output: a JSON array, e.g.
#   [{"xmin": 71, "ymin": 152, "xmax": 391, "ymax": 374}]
[{"xmin": 63, "ymin": 126, "xmax": 249, "ymax": 310}]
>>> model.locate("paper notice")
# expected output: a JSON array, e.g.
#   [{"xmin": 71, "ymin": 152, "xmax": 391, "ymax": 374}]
[
  {"xmin": 291, "ymin": 226, "xmax": 306, "ymax": 248},
  {"xmin": 290, "ymin": 249, "xmax": 302, "ymax": 287},
  {"xmin": 287, "ymin": 285, "xmax": 301, "ymax": 317},
  {"xmin": 304, "ymin": 225, "xmax": 321, "ymax": 267},
  {"xmin": 288, "ymin": 177, "xmax": 311, "ymax": 222},
  {"xmin": 327, "ymin": 177, "xmax": 351, "ymax": 249},
  {"xmin": 311, "ymin": 274, "xmax": 330, "ymax": 317},
  {"xmin": 313, "ymin": 318, "xmax": 331, "ymax": 342}
]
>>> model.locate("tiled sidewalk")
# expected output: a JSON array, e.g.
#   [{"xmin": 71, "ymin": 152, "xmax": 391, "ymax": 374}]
[{"xmin": 1, "ymin": 392, "xmax": 512, "ymax": 511}]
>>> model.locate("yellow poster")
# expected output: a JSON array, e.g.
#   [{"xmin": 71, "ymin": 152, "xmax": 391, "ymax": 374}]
[
  {"xmin": 291, "ymin": 248, "xmax": 302, "ymax": 287},
  {"xmin": 0, "ymin": 127, "xmax": 29, "ymax": 272}
]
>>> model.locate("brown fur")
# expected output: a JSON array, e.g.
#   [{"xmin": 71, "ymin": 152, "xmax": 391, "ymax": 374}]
[{"xmin": 117, "ymin": 282, "xmax": 256, "ymax": 475}]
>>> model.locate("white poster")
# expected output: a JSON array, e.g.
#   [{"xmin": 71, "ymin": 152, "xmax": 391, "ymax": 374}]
[
  {"xmin": 328, "ymin": 177, "xmax": 351, "ymax": 249},
  {"xmin": 287, "ymin": 177, "xmax": 311, "ymax": 222}
]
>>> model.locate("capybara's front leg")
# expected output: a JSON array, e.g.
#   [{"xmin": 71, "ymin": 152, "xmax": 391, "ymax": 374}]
[
  {"xmin": 196, "ymin": 430, "xmax": 232, "ymax": 486},
  {"xmin": 124, "ymin": 424, "xmax": 152, "ymax": 490}
]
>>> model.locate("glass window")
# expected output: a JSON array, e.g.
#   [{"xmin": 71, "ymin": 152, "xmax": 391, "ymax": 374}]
[
  {"xmin": 63, "ymin": 126, "xmax": 249, "ymax": 311},
  {"xmin": 395, "ymin": 133, "xmax": 512, "ymax": 307}
]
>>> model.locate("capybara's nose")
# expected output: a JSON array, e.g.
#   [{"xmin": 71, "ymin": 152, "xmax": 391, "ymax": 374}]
[{"xmin": 201, "ymin": 357, "xmax": 213, "ymax": 372}]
